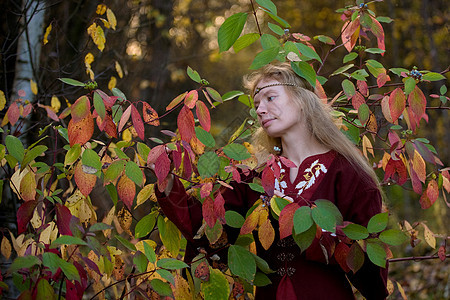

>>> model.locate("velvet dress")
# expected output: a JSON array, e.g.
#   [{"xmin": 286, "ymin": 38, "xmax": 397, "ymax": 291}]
[{"xmin": 156, "ymin": 150, "xmax": 388, "ymax": 299}]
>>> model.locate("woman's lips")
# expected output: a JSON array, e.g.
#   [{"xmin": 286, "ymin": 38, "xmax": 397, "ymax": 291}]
[{"xmin": 262, "ymin": 118, "xmax": 274, "ymax": 127}]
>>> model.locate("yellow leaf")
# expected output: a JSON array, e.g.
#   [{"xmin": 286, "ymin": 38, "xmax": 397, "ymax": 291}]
[
  {"xmin": 135, "ymin": 240, "xmax": 157, "ymax": 253},
  {"xmin": 136, "ymin": 184, "xmax": 156, "ymax": 207},
  {"xmin": 0, "ymin": 90, "xmax": 6, "ymax": 111},
  {"xmin": 108, "ymin": 76, "xmax": 117, "ymax": 90},
  {"xmin": 362, "ymin": 135, "xmax": 374, "ymax": 159},
  {"xmin": 39, "ymin": 221, "xmax": 58, "ymax": 245},
  {"xmin": 422, "ymin": 223, "xmax": 436, "ymax": 249},
  {"xmin": 1, "ymin": 236, "xmax": 12, "ymax": 260},
  {"xmin": 115, "ymin": 61, "xmax": 123, "ymax": 78},
  {"xmin": 86, "ymin": 67, "xmax": 95, "ymax": 81},
  {"xmin": 30, "ymin": 206, "xmax": 42, "ymax": 229},
  {"xmin": 106, "ymin": 8, "xmax": 117, "ymax": 30},
  {"xmin": 96, "ymin": 4, "xmax": 107, "ymax": 15},
  {"xmin": 381, "ymin": 152, "xmax": 391, "ymax": 170},
  {"xmin": 85, "ymin": 52, "xmax": 94, "ymax": 66},
  {"xmin": 102, "ymin": 206, "xmax": 115, "ymax": 238},
  {"xmin": 51, "ymin": 95, "xmax": 61, "ymax": 113},
  {"xmin": 173, "ymin": 273, "xmax": 192, "ymax": 299},
  {"xmin": 100, "ymin": 18, "xmax": 110, "ymax": 29},
  {"xmin": 396, "ymin": 281, "xmax": 408, "ymax": 300},
  {"xmin": 20, "ymin": 170, "xmax": 37, "ymax": 201},
  {"xmin": 258, "ymin": 218, "xmax": 275, "ymax": 250},
  {"xmin": 386, "ymin": 279, "xmax": 394, "ymax": 295},
  {"xmin": 43, "ymin": 23, "xmax": 52, "ymax": 45},
  {"xmin": 117, "ymin": 207, "xmax": 132, "ymax": 235},
  {"xmin": 30, "ymin": 79, "xmax": 38, "ymax": 95},
  {"xmin": 122, "ymin": 128, "xmax": 131, "ymax": 142},
  {"xmin": 367, "ymin": 112, "xmax": 377, "ymax": 133},
  {"xmin": 87, "ymin": 23, "xmax": 106, "ymax": 52},
  {"xmin": 412, "ymin": 150, "xmax": 426, "ymax": 183}
]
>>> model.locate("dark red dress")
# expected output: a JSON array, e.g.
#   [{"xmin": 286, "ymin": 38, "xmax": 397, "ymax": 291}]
[{"xmin": 156, "ymin": 151, "xmax": 388, "ymax": 299}]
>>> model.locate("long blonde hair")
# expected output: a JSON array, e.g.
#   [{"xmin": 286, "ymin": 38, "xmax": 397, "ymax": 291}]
[{"xmin": 244, "ymin": 63, "xmax": 380, "ymax": 186}]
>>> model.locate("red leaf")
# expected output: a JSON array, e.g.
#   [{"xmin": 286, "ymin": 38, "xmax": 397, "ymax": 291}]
[
  {"xmin": 131, "ymin": 104, "xmax": 145, "ymax": 140},
  {"xmin": 279, "ymin": 156, "xmax": 297, "ymax": 168},
  {"xmin": 182, "ymin": 149, "xmax": 193, "ymax": 179},
  {"xmin": 65, "ymin": 279, "xmax": 79, "ymax": 300},
  {"xmin": 214, "ymin": 192, "xmax": 226, "ymax": 224},
  {"xmin": 68, "ymin": 113, "xmax": 94, "ymax": 147},
  {"xmin": 346, "ymin": 242, "xmax": 365, "ymax": 274},
  {"xmin": 200, "ymin": 182, "xmax": 213, "ymax": 199},
  {"xmin": 408, "ymin": 86, "xmax": 426, "ymax": 122},
  {"xmin": 334, "ymin": 242, "xmax": 351, "ymax": 273},
  {"xmin": 74, "ymin": 161, "xmax": 97, "ymax": 196},
  {"xmin": 71, "ymin": 96, "xmax": 90, "ymax": 123},
  {"xmin": 95, "ymin": 89, "xmax": 115, "ymax": 108},
  {"xmin": 420, "ymin": 179, "xmax": 439, "ymax": 209},
  {"xmin": 117, "ymin": 175, "xmax": 136, "ymax": 210},
  {"xmin": 147, "ymin": 145, "xmax": 166, "ymax": 165},
  {"xmin": 384, "ymin": 158, "xmax": 407, "ymax": 185},
  {"xmin": 279, "ymin": 203, "xmax": 300, "ymax": 239},
  {"xmin": 22, "ymin": 104, "xmax": 33, "ymax": 118},
  {"xmin": 202, "ymin": 196, "xmax": 216, "ymax": 228},
  {"xmin": 118, "ymin": 105, "xmax": 132, "ymax": 133},
  {"xmin": 17, "ymin": 200, "xmax": 38, "ymax": 234},
  {"xmin": 232, "ymin": 168, "xmax": 241, "ymax": 183},
  {"xmin": 381, "ymin": 96, "xmax": 393, "ymax": 123},
  {"xmin": 261, "ymin": 167, "xmax": 275, "ymax": 197},
  {"xmin": 341, "ymin": 19, "xmax": 360, "ymax": 53},
  {"xmin": 409, "ymin": 165, "xmax": 423, "ymax": 194},
  {"xmin": 6, "ymin": 102, "xmax": 20, "ymax": 126},
  {"xmin": 377, "ymin": 73, "xmax": 390, "ymax": 88},
  {"xmin": 369, "ymin": 16, "xmax": 385, "ymax": 55},
  {"xmin": 184, "ymin": 90, "xmax": 198, "ymax": 109},
  {"xmin": 315, "ymin": 79, "xmax": 327, "ymax": 102},
  {"xmin": 154, "ymin": 152, "xmax": 171, "ymax": 184},
  {"xmin": 73, "ymin": 260, "xmax": 88, "ymax": 291},
  {"xmin": 438, "ymin": 245, "xmax": 446, "ymax": 262},
  {"xmin": 99, "ymin": 114, "xmax": 117, "ymax": 138},
  {"xmin": 56, "ymin": 204, "xmax": 73, "ymax": 236},
  {"xmin": 177, "ymin": 105, "xmax": 195, "ymax": 142},
  {"xmin": 172, "ymin": 146, "xmax": 182, "ymax": 170},
  {"xmin": 351, "ymin": 92, "xmax": 365, "ymax": 110},
  {"xmin": 388, "ymin": 88, "xmax": 405, "ymax": 123},
  {"xmin": 142, "ymin": 102, "xmax": 160, "ymax": 126},
  {"xmin": 195, "ymin": 101, "xmax": 211, "ymax": 132},
  {"xmin": 166, "ymin": 92, "xmax": 187, "ymax": 111},
  {"xmin": 357, "ymin": 80, "xmax": 368, "ymax": 97}
]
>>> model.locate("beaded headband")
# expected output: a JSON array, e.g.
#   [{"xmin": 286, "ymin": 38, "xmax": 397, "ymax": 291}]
[{"xmin": 253, "ymin": 83, "xmax": 300, "ymax": 97}]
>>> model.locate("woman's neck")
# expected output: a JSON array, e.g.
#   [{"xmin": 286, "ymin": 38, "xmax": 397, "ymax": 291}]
[{"xmin": 281, "ymin": 132, "xmax": 330, "ymax": 167}]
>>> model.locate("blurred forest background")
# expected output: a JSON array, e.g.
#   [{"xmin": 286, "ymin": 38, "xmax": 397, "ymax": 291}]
[{"xmin": 0, "ymin": 0, "xmax": 448, "ymax": 298}]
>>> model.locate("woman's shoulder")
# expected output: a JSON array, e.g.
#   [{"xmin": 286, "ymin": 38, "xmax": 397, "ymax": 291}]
[{"xmin": 329, "ymin": 152, "xmax": 378, "ymax": 190}]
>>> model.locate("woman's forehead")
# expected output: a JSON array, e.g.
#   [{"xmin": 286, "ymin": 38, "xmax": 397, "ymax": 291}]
[{"xmin": 253, "ymin": 80, "xmax": 283, "ymax": 98}]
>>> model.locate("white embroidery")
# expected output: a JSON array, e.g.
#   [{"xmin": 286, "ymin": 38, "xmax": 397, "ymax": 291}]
[{"xmin": 295, "ymin": 159, "xmax": 328, "ymax": 196}]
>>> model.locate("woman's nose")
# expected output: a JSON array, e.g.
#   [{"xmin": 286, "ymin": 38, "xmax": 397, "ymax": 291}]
[{"xmin": 256, "ymin": 102, "xmax": 267, "ymax": 115}]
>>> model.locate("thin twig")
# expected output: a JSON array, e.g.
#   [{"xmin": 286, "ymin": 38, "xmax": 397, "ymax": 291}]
[{"xmin": 388, "ymin": 254, "xmax": 449, "ymax": 263}]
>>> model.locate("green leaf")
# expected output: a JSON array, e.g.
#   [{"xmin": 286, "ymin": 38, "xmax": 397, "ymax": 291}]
[
  {"xmin": 223, "ymin": 143, "xmax": 251, "ymax": 161},
  {"xmin": 9, "ymin": 255, "xmax": 41, "ymax": 272},
  {"xmin": 225, "ymin": 210, "xmax": 245, "ymax": 228},
  {"xmin": 36, "ymin": 279, "xmax": 55, "ymax": 299},
  {"xmin": 253, "ymin": 272, "xmax": 272, "ymax": 286},
  {"xmin": 233, "ymin": 33, "xmax": 260, "ymax": 53},
  {"xmin": 376, "ymin": 16, "xmax": 393, "ymax": 23},
  {"xmin": 228, "ymin": 245, "xmax": 256, "ymax": 282},
  {"xmin": 133, "ymin": 251, "xmax": 148, "ymax": 273},
  {"xmin": 22, "ymin": 145, "xmax": 48, "ymax": 170},
  {"xmin": 150, "ymin": 279, "xmax": 173, "ymax": 297},
  {"xmin": 252, "ymin": 253, "xmax": 273, "ymax": 274},
  {"xmin": 331, "ymin": 64, "xmax": 354, "ymax": 76},
  {"xmin": 341, "ymin": 120, "xmax": 360, "ymax": 144},
  {"xmin": 125, "ymin": 160, "xmax": 143, "ymax": 187},
  {"xmin": 42, "ymin": 252, "xmax": 80, "ymax": 282},
  {"xmin": 366, "ymin": 59, "xmax": 385, "ymax": 78},
  {"xmin": 198, "ymin": 151, "xmax": 220, "ymax": 178},
  {"xmin": 366, "ymin": 240, "xmax": 387, "ymax": 268},
  {"xmin": 343, "ymin": 52, "xmax": 358, "ymax": 63},
  {"xmin": 64, "ymin": 144, "xmax": 81, "ymax": 166},
  {"xmin": 195, "ymin": 127, "xmax": 215, "ymax": 148},
  {"xmin": 158, "ymin": 217, "xmax": 181, "ymax": 257},
  {"xmin": 93, "ymin": 91, "xmax": 106, "ymax": 120},
  {"xmin": 358, "ymin": 103, "xmax": 369, "ymax": 125},
  {"xmin": 440, "ymin": 85, "xmax": 447, "ymax": 95},
  {"xmin": 295, "ymin": 42, "xmax": 322, "ymax": 63},
  {"xmin": 58, "ymin": 78, "xmax": 85, "ymax": 87},
  {"xmin": 379, "ymin": 229, "xmax": 408, "ymax": 246},
  {"xmin": 104, "ymin": 160, "xmax": 126, "ymax": 183},
  {"xmin": 156, "ymin": 269, "xmax": 175, "ymax": 285},
  {"xmin": 422, "ymin": 72, "xmax": 445, "ymax": 81},
  {"xmin": 389, "ymin": 68, "xmax": 409, "ymax": 76},
  {"xmin": 112, "ymin": 87, "xmax": 127, "ymax": 101},
  {"xmin": 365, "ymin": 48, "xmax": 385, "ymax": 54},
  {"xmin": 143, "ymin": 241, "xmax": 157, "ymax": 263},
  {"xmin": 5, "ymin": 135, "xmax": 24, "ymax": 162},
  {"xmin": 293, "ymin": 206, "xmax": 313, "ymax": 234},
  {"xmin": 404, "ymin": 77, "xmax": 416, "ymax": 95},
  {"xmin": 256, "ymin": 0, "xmax": 277, "ymax": 15},
  {"xmin": 201, "ymin": 268, "xmax": 230, "ymax": 300},
  {"xmin": 260, "ymin": 34, "xmax": 280, "ymax": 50},
  {"xmin": 249, "ymin": 47, "xmax": 280, "ymax": 70},
  {"xmin": 135, "ymin": 212, "xmax": 157, "ymax": 238},
  {"xmin": 156, "ymin": 258, "xmax": 189, "ymax": 270},
  {"xmin": 137, "ymin": 142, "xmax": 151, "ymax": 160},
  {"xmin": 222, "ymin": 90, "xmax": 244, "ymax": 101},
  {"xmin": 248, "ymin": 182, "xmax": 265, "ymax": 193},
  {"xmin": 342, "ymin": 79, "xmax": 356, "ymax": 98},
  {"xmin": 314, "ymin": 35, "xmax": 335, "ymax": 45},
  {"xmin": 293, "ymin": 223, "xmax": 316, "ymax": 252},
  {"xmin": 187, "ymin": 66, "xmax": 201, "ymax": 83},
  {"xmin": 367, "ymin": 212, "xmax": 388, "ymax": 233},
  {"xmin": 342, "ymin": 223, "xmax": 369, "ymax": 240},
  {"xmin": 238, "ymin": 94, "xmax": 252, "ymax": 107},
  {"xmin": 265, "ymin": 10, "xmax": 290, "ymax": 28},
  {"xmin": 268, "ymin": 23, "xmax": 285, "ymax": 36},
  {"xmin": 218, "ymin": 13, "xmax": 248, "ymax": 52},
  {"xmin": 89, "ymin": 222, "xmax": 112, "ymax": 232},
  {"xmin": 351, "ymin": 69, "xmax": 369, "ymax": 81},
  {"xmin": 291, "ymin": 61, "xmax": 316, "ymax": 87},
  {"xmin": 81, "ymin": 148, "xmax": 101, "ymax": 173},
  {"xmin": 51, "ymin": 235, "xmax": 88, "ymax": 246},
  {"xmin": 311, "ymin": 199, "xmax": 343, "ymax": 233},
  {"xmin": 115, "ymin": 235, "xmax": 137, "ymax": 251}
]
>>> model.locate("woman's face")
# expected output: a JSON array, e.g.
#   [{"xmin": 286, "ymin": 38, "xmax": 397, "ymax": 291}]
[{"xmin": 253, "ymin": 79, "xmax": 303, "ymax": 138}]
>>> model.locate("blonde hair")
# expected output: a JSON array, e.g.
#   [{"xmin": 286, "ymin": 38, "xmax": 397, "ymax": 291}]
[{"xmin": 244, "ymin": 63, "xmax": 379, "ymax": 186}]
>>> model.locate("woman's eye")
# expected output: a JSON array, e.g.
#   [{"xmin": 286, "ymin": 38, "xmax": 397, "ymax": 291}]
[{"xmin": 267, "ymin": 96, "xmax": 275, "ymax": 101}]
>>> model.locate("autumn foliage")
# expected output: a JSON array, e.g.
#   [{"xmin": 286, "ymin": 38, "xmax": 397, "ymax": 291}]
[{"xmin": 0, "ymin": 1, "xmax": 448, "ymax": 299}]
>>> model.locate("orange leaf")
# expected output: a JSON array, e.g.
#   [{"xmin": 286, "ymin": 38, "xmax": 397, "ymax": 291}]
[
  {"xmin": 74, "ymin": 161, "xmax": 97, "ymax": 196},
  {"xmin": 408, "ymin": 86, "xmax": 426, "ymax": 122},
  {"xmin": 377, "ymin": 73, "xmax": 390, "ymax": 88},
  {"xmin": 381, "ymin": 96, "xmax": 393, "ymax": 123},
  {"xmin": 6, "ymin": 102, "xmax": 20, "ymax": 126},
  {"xmin": 258, "ymin": 218, "xmax": 275, "ymax": 250},
  {"xmin": 240, "ymin": 205, "xmax": 261, "ymax": 235},
  {"xmin": 68, "ymin": 112, "xmax": 94, "ymax": 146},
  {"xmin": 202, "ymin": 196, "xmax": 216, "ymax": 228},
  {"xmin": 315, "ymin": 79, "xmax": 327, "ymax": 103},
  {"xmin": 420, "ymin": 179, "xmax": 438, "ymax": 209},
  {"xmin": 166, "ymin": 92, "xmax": 187, "ymax": 111},
  {"xmin": 184, "ymin": 90, "xmax": 198, "ymax": 109},
  {"xmin": 177, "ymin": 105, "xmax": 195, "ymax": 142},
  {"xmin": 71, "ymin": 96, "xmax": 90, "ymax": 123},
  {"xmin": 366, "ymin": 112, "xmax": 377, "ymax": 133},
  {"xmin": 388, "ymin": 88, "xmax": 405, "ymax": 123},
  {"xmin": 142, "ymin": 102, "xmax": 159, "ymax": 126},
  {"xmin": 412, "ymin": 150, "xmax": 426, "ymax": 183},
  {"xmin": 131, "ymin": 104, "xmax": 144, "ymax": 140},
  {"xmin": 118, "ymin": 105, "xmax": 132, "ymax": 133},
  {"xmin": 334, "ymin": 242, "xmax": 351, "ymax": 273},
  {"xmin": 195, "ymin": 101, "xmax": 211, "ymax": 132},
  {"xmin": 98, "ymin": 114, "xmax": 117, "ymax": 138},
  {"xmin": 117, "ymin": 175, "xmax": 136, "ymax": 210},
  {"xmin": 279, "ymin": 203, "xmax": 300, "ymax": 239},
  {"xmin": 341, "ymin": 18, "xmax": 360, "ymax": 53}
]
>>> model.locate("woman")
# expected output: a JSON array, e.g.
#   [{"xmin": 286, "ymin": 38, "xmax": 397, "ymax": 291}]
[{"xmin": 156, "ymin": 63, "xmax": 388, "ymax": 299}]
